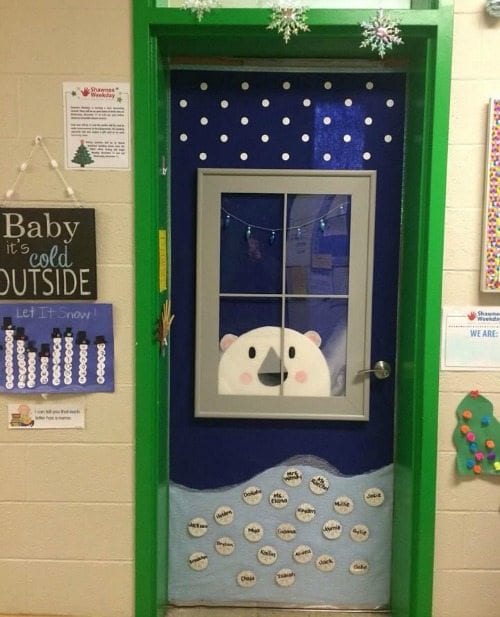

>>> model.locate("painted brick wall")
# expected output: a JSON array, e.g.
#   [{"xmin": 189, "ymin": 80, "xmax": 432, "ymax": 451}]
[
  {"xmin": 0, "ymin": 1, "xmax": 134, "ymax": 615},
  {"xmin": 0, "ymin": 1, "xmax": 499, "ymax": 617},
  {"xmin": 433, "ymin": 1, "xmax": 500, "ymax": 616}
]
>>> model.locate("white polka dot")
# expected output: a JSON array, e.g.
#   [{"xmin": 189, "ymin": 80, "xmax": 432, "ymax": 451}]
[
  {"xmin": 220, "ymin": 99, "xmax": 229, "ymax": 109},
  {"xmin": 240, "ymin": 152, "xmax": 248, "ymax": 161},
  {"xmin": 200, "ymin": 117, "xmax": 208, "ymax": 126},
  {"xmin": 282, "ymin": 153, "xmax": 290, "ymax": 161},
  {"xmin": 303, "ymin": 98, "xmax": 311, "ymax": 107},
  {"xmin": 366, "ymin": 81, "xmax": 374, "ymax": 90},
  {"xmin": 384, "ymin": 134, "xmax": 393, "ymax": 143},
  {"xmin": 241, "ymin": 81, "xmax": 250, "ymax": 90},
  {"xmin": 282, "ymin": 117, "xmax": 290, "ymax": 126},
  {"xmin": 282, "ymin": 81, "xmax": 291, "ymax": 90},
  {"xmin": 200, "ymin": 82, "xmax": 208, "ymax": 91},
  {"xmin": 343, "ymin": 134, "xmax": 351, "ymax": 143},
  {"xmin": 323, "ymin": 153, "xmax": 332, "ymax": 162},
  {"xmin": 261, "ymin": 134, "xmax": 269, "ymax": 143},
  {"xmin": 344, "ymin": 98, "xmax": 353, "ymax": 107},
  {"xmin": 220, "ymin": 134, "xmax": 228, "ymax": 143},
  {"xmin": 179, "ymin": 99, "xmax": 188, "ymax": 108},
  {"xmin": 301, "ymin": 133, "xmax": 310, "ymax": 142},
  {"xmin": 199, "ymin": 152, "xmax": 207, "ymax": 161},
  {"xmin": 262, "ymin": 98, "xmax": 270, "ymax": 107},
  {"xmin": 363, "ymin": 152, "xmax": 372, "ymax": 160},
  {"xmin": 179, "ymin": 133, "xmax": 188, "ymax": 142},
  {"xmin": 241, "ymin": 116, "xmax": 249, "ymax": 125},
  {"xmin": 386, "ymin": 98, "xmax": 395, "ymax": 107},
  {"xmin": 323, "ymin": 116, "xmax": 332, "ymax": 125},
  {"xmin": 324, "ymin": 80, "xmax": 333, "ymax": 90},
  {"xmin": 364, "ymin": 117, "xmax": 373, "ymax": 126}
]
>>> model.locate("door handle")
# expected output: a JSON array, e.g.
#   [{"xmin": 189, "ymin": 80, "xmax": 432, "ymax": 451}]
[{"xmin": 357, "ymin": 360, "xmax": 391, "ymax": 380}]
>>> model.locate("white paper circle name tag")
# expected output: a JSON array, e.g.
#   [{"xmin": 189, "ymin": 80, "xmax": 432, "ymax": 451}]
[
  {"xmin": 187, "ymin": 517, "xmax": 208, "ymax": 537},
  {"xmin": 242, "ymin": 486, "xmax": 263, "ymax": 505},
  {"xmin": 309, "ymin": 474, "xmax": 329, "ymax": 495},
  {"xmin": 215, "ymin": 536, "xmax": 235, "ymax": 556},
  {"xmin": 350, "ymin": 559, "xmax": 369, "ymax": 575},
  {"xmin": 364, "ymin": 487, "xmax": 385, "ymax": 507},
  {"xmin": 269, "ymin": 489, "xmax": 289, "ymax": 509},
  {"xmin": 275, "ymin": 568, "xmax": 296, "ymax": 587},
  {"xmin": 316, "ymin": 554, "xmax": 336, "ymax": 572},
  {"xmin": 276, "ymin": 522, "xmax": 296, "ymax": 541},
  {"xmin": 350, "ymin": 524, "xmax": 370, "ymax": 542},
  {"xmin": 293, "ymin": 544, "xmax": 313, "ymax": 564},
  {"xmin": 282, "ymin": 468, "xmax": 302, "ymax": 486},
  {"xmin": 295, "ymin": 502, "xmax": 316, "ymax": 522},
  {"xmin": 322, "ymin": 519, "xmax": 342, "ymax": 540},
  {"xmin": 237, "ymin": 570, "xmax": 257, "ymax": 588},
  {"xmin": 257, "ymin": 545, "xmax": 278, "ymax": 565},
  {"xmin": 214, "ymin": 505, "xmax": 234, "ymax": 525},
  {"xmin": 244, "ymin": 522, "xmax": 264, "ymax": 542},
  {"xmin": 333, "ymin": 496, "xmax": 354, "ymax": 514},
  {"xmin": 188, "ymin": 552, "xmax": 208, "ymax": 571}
]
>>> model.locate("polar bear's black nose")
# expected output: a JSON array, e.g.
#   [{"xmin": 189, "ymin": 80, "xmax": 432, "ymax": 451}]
[{"xmin": 258, "ymin": 347, "xmax": 288, "ymax": 387}]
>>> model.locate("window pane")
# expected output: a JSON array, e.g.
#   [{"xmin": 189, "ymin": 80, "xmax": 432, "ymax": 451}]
[
  {"xmin": 220, "ymin": 193, "xmax": 284, "ymax": 294},
  {"xmin": 285, "ymin": 298, "xmax": 347, "ymax": 396},
  {"xmin": 286, "ymin": 194, "xmax": 351, "ymax": 295}
]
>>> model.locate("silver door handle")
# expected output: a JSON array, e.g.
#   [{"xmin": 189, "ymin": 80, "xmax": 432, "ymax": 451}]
[{"xmin": 357, "ymin": 360, "xmax": 391, "ymax": 380}]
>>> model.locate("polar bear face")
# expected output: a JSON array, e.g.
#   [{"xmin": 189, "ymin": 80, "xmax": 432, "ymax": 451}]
[{"xmin": 218, "ymin": 326, "xmax": 331, "ymax": 397}]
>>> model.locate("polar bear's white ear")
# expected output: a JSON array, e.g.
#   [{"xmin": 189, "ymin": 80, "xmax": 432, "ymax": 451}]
[
  {"xmin": 304, "ymin": 330, "xmax": 322, "ymax": 347},
  {"xmin": 220, "ymin": 333, "xmax": 238, "ymax": 352}
]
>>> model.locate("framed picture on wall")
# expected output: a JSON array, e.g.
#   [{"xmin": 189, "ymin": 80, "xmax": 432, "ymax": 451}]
[{"xmin": 481, "ymin": 98, "xmax": 500, "ymax": 292}]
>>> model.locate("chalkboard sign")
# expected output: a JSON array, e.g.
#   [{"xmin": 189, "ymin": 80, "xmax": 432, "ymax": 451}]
[{"xmin": 0, "ymin": 208, "xmax": 97, "ymax": 300}]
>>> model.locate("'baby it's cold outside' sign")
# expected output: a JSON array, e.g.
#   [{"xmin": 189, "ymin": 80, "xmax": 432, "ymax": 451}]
[{"xmin": 0, "ymin": 207, "xmax": 97, "ymax": 300}]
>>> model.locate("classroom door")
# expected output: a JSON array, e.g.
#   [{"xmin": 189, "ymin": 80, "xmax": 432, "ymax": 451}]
[{"xmin": 167, "ymin": 67, "xmax": 405, "ymax": 610}]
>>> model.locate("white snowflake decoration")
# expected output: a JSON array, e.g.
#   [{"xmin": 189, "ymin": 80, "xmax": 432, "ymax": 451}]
[
  {"xmin": 360, "ymin": 9, "xmax": 404, "ymax": 59},
  {"xmin": 267, "ymin": 1, "xmax": 310, "ymax": 44},
  {"xmin": 182, "ymin": 0, "xmax": 220, "ymax": 22}
]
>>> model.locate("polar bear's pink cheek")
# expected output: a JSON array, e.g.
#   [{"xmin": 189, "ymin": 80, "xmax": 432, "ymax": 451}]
[
  {"xmin": 295, "ymin": 370, "xmax": 308, "ymax": 384},
  {"xmin": 240, "ymin": 372, "xmax": 253, "ymax": 385}
]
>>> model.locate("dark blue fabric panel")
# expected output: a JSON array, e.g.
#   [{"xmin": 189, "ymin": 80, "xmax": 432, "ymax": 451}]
[{"xmin": 169, "ymin": 69, "xmax": 405, "ymax": 489}]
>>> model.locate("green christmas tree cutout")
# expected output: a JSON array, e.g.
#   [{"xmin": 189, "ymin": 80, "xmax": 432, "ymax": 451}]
[
  {"xmin": 453, "ymin": 390, "xmax": 500, "ymax": 476},
  {"xmin": 72, "ymin": 140, "xmax": 94, "ymax": 168}
]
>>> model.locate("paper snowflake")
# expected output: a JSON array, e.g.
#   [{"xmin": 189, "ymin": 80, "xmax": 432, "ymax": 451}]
[
  {"xmin": 182, "ymin": 0, "xmax": 220, "ymax": 22},
  {"xmin": 360, "ymin": 9, "xmax": 404, "ymax": 59},
  {"xmin": 267, "ymin": 1, "xmax": 310, "ymax": 44}
]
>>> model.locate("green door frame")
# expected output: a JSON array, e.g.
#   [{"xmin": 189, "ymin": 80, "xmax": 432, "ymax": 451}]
[{"xmin": 133, "ymin": 3, "xmax": 453, "ymax": 617}]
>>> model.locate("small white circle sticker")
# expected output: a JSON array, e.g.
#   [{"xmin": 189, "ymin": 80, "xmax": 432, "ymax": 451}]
[
  {"xmin": 237, "ymin": 570, "xmax": 257, "ymax": 588},
  {"xmin": 364, "ymin": 488, "xmax": 385, "ymax": 507},
  {"xmin": 215, "ymin": 536, "xmax": 235, "ymax": 556},
  {"xmin": 309, "ymin": 475, "xmax": 329, "ymax": 495},
  {"xmin": 350, "ymin": 559, "xmax": 370, "ymax": 575},
  {"xmin": 214, "ymin": 506, "xmax": 234, "ymax": 525},
  {"xmin": 333, "ymin": 496, "xmax": 354, "ymax": 514},
  {"xmin": 295, "ymin": 503, "xmax": 316, "ymax": 522},
  {"xmin": 188, "ymin": 552, "xmax": 208, "ymax": 571},
  {"xmin": 269, "ymin": 489, "xmax": 289, "ymax": 509},
  {"xmin": 242, "ymin": 486, "xmax": 263, "ymax": 505},
  {"xmin": 322, "ymin": 519, "xmax": 342, "ymax": 540},
  {"xmin": 282, "ymin": 468, "xmax": 302, "ymax": 486},
  {"xmin": 257, "ymin": 545, "xmax": 278, "ymax": 565},
  {"xmin": 187, "ymin": 517, "xmax": 208, "ymax": 537},
  {"xmin": 275, "ymin": 568, "xmax": 296, "ymax": 587},
  {"xmin": 316, "ymin": 554, "xmax": 336, "ymax": 572},
  {"xmin": 276, "ymin": 522, "xmax": 297, "ymax": 542},
  {"xmin": 244, "ymin": 522, "xmax": 264, "ymax": 542},
  {"xmin": 293, "ymin": 544, "xmax": 313, "ymax": 564},
  {"xmin": 350, "ymin": 524, "xmax": 370, "ymax": 542}
]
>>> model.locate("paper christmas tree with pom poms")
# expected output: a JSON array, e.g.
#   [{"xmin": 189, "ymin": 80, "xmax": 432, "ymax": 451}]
[{"xmin": 453, "ymin": 391, "xmax": 500, "ymax": 476}]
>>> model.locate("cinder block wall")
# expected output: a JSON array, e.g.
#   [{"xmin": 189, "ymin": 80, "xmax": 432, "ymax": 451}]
[
  {"xmin": 0, "ymin": 1, "xmax": 134, "ymax": 615},
  {"xmin": 0, "ymin": 1, "xmax": 499, "ymax": 617},
  {"xmin": 433, "ymin": 1, "xmax": 500, "ymax": 615}
]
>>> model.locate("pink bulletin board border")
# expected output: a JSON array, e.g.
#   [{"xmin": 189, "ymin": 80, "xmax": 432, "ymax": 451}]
[{"xmin": 482, "ymin": 98, "xmax": 500, "ymax": 292}]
